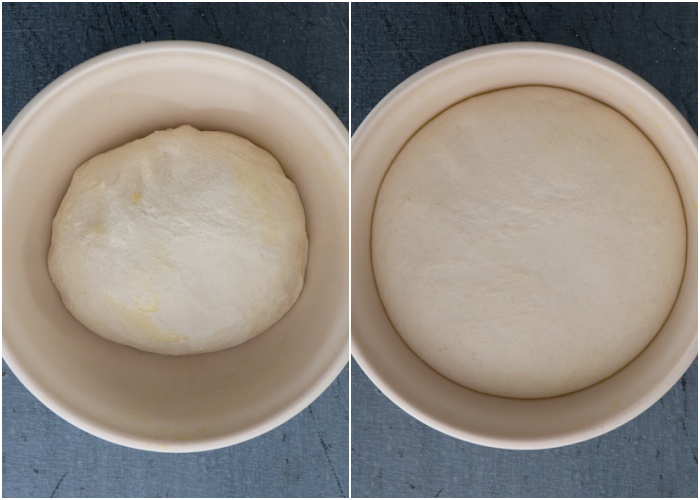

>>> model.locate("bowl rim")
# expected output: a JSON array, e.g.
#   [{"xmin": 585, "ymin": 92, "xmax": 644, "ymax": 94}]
[
  {"xmin": 351, "ymin": 41, "xmax": 698, "ymax": 449},
  {"xmin": 2, "ymin": 40, "xmax": 349, "ymax": 452}
]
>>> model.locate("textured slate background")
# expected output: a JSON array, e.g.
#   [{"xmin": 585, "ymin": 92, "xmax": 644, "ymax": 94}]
[
  {"xmin": 2, "ymin": 3, "xmax": 348, "ymax": 498},
  {"xmin": 351, "ymin": 2, "xmax": 698, "ymax": 498}
]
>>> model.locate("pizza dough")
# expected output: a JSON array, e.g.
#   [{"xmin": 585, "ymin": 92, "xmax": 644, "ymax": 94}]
[
  {"xmin": 372, "ymin": 86, "xmax": 686, "ymax": 399},
  {"xmin": 49, "ymin": 125, "xmax": 308, "ymax": 355}
]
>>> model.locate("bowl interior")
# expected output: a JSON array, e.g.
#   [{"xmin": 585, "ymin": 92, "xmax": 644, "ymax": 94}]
[
  {"xmin": 3, "ymin": 42, "xmax": 348, "ymax": 451},
  {"xmin": 351, "ymin": 42, "xmax": 697, "ymax": 449}
]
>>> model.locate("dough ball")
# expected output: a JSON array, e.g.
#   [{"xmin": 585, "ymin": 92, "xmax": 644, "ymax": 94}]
[
  {"xmin": 49, "ymin": 125, "xmax": 308, "ymax": 355},
  {"xmin": 372, "ymin": 86, "xmax": 686, "ymax": 398}
]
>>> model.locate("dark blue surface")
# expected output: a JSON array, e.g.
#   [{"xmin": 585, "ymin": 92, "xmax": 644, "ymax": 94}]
[
  {"xmin": 3, "ymin": 3, "xmax": 348, "ymax": 498},
  {"xmin": 351, "ymin": 2, "xmax": 698, "ymax": 498}
]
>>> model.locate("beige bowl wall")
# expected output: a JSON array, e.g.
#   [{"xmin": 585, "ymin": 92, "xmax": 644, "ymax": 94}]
[
  {"xmin": 352, "ymin": 42, "xmax": 697, "ymax": 449},
  {"xmin": 3, "ymin": 41, "xmax": 348, "ymax": 452}
]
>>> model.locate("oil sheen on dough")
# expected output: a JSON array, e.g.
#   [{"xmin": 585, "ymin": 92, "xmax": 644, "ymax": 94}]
[
  {"xmin": 372, "ymin": 86, "xmax": 686, "ymax": 399},
  {"xmin": 49, "ymin": 125, "xmax": 308, "ymax": 355}
]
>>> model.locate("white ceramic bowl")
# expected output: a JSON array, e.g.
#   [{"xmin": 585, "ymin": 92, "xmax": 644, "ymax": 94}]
[
  {"xmin": 3, "ymin": 41, "xmax": 348, "ymax": 452},
  {"xmin": 352, "ymin": 42, "xmax": 697, "ymax": 449}
]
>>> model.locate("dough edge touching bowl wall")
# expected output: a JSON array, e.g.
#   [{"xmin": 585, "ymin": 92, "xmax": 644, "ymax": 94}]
[
  {"xmin": 351, "ymin": 43, "xmax": 697, "ymax": 448},
  {"xmin": 370, "ymin": 84, "xmax": 687, "ymax": 400}
]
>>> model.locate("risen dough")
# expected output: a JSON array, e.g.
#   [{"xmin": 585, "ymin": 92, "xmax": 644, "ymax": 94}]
[
  {"xmin": 49, "ymin": 125, "xmax": 308, "ymax": 355},
  {"xmin": 372, "ymin": 86, "xmax": 686, "ymax": 398}
]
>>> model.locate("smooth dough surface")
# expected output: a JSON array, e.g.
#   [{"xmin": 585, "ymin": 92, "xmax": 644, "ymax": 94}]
[
  {"xmin": 372, "ymin": 86, "xmax": 686, "ymax": 399},
  {"xmin": 49, "ymin": 125, "xmax": 308, "ymax": 355}
]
